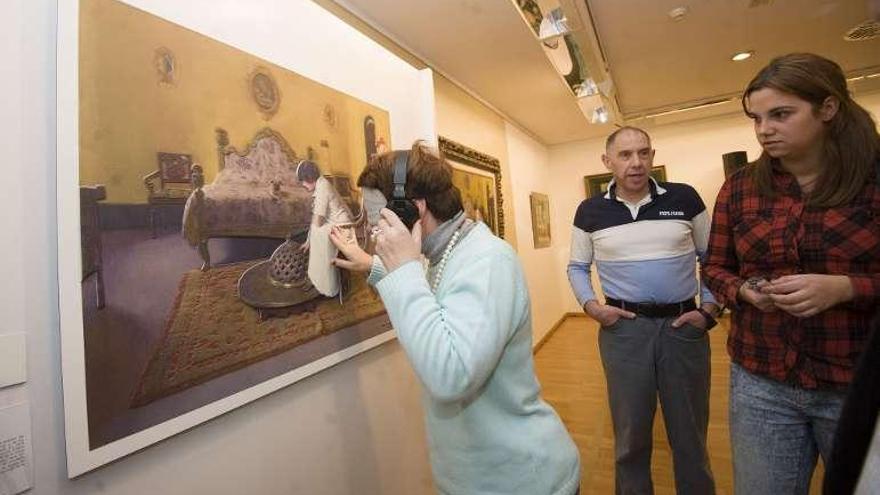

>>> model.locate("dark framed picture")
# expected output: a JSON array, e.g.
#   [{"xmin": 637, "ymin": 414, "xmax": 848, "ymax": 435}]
[
  {"xmin": 529, "ymin": 192, "xmax": 551, "ymax": 249},
  {"xmin": 583, "ymin": 165, "xmax": 667, "ymax": 198}
]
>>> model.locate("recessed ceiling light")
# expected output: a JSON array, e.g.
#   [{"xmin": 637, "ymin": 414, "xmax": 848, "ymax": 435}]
[{"xmin": 731, "ymin": 51, "xmax": 754, "ymax": 62}]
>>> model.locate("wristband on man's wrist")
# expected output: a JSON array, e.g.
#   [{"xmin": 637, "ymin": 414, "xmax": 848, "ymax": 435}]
[{"xmin": 696, "ymin": 307, "xmax": 718, "ymax": 330}]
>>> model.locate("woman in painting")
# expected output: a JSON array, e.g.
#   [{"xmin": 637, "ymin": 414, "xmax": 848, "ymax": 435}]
[
  {"xmin": 702, "ymin": 53, "xmax": 880, "ymax": 494},
  {"xmin": 296, "ymin": 159, "xmax": 353, "ymax": 297},
  {"xmin": 328, "ymin": 142, "xmax": 581, "ymax": 495}
]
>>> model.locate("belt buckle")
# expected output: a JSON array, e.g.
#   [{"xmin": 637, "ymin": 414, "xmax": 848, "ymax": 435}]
[{"xmin": 636, "ymin": 302, "xmax": 657, "ymax": 317}]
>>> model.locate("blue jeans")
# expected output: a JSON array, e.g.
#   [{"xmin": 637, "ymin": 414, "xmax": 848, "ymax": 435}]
[{"xmin": 729, "ymin": 363, "xmax": 846, "ymax": 494}]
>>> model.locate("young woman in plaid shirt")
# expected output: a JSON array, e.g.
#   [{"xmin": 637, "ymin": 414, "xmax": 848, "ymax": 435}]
[{"xmin": 703, "ymin": 53, "xmax": 880, "ymax": 493}]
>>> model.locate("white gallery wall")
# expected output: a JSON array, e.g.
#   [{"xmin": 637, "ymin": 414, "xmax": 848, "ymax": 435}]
[
  {"xmin": 4, "ymin": 0, "xmax": 437, "ymax": 493},
  {"xmin": 433, "ymin": 76, "xmax": 570, "ymax": 344},
  {"xmin": 503, "ymin": 122, "xmax": 570, "ymax": 343},
  {"xmin": 548, "ymin": 92, "xmax": 880, "ymax": 314},
  {"xmin": 3, "ymin": 0, "xmax": 878, "ymax": 490},
  {"xmin": 433, "ymin": 75, "xmax": 519, "ymax": 248}
]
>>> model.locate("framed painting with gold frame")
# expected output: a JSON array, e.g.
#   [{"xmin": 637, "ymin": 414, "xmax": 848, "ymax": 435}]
[
  {"xmin": 584, "ymin": 165, "xmax": 667, "ymax": 198},
  {"xmin": 438, "ymin": 136, "xmax": 505, "ymax": 238},
  {"xmin": 529, "ymin": 192, "xmax": 551, "ymax": 248}
]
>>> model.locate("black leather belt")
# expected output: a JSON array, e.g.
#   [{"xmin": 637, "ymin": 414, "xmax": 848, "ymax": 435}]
[{"xmin": 605, "ymin": 298, "xmax": 696, "ymax": 318}]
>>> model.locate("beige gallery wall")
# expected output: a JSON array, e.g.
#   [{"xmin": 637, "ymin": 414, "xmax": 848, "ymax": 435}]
[
  {"xmin": 549, "ymin": 91, "xmax": 880, "ymax": 314},
  {"xmin": 503, "ymin": 121, "xmax": 571, "ymax": 345},
  {"xmin": 432, "ymin": 74, "xmax": 519, "ymax": 248},
  {"xmin": 434, "ymin": 73, "xmax": 578, "ymax": 344}
]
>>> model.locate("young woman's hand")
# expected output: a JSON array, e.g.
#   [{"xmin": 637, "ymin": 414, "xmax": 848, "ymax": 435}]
[
  {"xmin": 763, "ymin": 274, "xmax": 854, "ymax": 318},
  {"xmin": 738, "ymin": 279, "xmax": 776, "ymax": 312}
]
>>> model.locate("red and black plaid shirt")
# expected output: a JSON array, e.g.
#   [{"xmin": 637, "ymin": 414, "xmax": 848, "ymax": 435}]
[{"xmin": 704, "ymin": 164, "xmax": 880, "ymax": 389}]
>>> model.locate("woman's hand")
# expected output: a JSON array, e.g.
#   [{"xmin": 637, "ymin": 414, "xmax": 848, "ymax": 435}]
[
  {"xmin": 738, "ymin": 279, "xmax": 776, "ymax": 312},
  {"xmin": 763, "ymin": 274, "xmax": 854, "ymax": 318},
  {"xmin": 374, "ymin": 208, "xmax": 422, "ymax": 273},
  {"xmin": 329, "ymin": 226, "xmax": 372, "ymax": 272}
]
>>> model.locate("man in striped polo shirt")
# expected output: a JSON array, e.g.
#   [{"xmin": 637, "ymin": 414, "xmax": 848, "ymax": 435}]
[{"xmin": 567, "ymin": 126, "xmax": 719, "ymax": 494}]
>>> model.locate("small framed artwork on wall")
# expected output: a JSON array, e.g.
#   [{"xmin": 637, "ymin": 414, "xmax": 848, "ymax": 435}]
[{"xmin": 529, "ymin": 192, "xmax": 551, "ymax": 249}]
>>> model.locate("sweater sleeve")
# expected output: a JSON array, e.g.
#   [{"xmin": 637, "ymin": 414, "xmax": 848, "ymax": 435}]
[{"xmin": 374, "ymin": 251, "xmax": 522, "ymax": 403}]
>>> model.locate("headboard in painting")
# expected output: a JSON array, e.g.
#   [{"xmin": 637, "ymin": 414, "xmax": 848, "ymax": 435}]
[
  {"xmin": 183, "ymin": 127, "xmax": 314, "ymax": 270},
  {"xmin": 213, "ymin": 127, "xmax": 302, "ymax": 184}
]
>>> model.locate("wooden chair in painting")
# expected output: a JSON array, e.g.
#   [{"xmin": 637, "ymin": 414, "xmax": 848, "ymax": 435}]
[
  {"xmin": 143, "ymin": 152, "xmax": 195, "ymax": 238},
  {"xmin": 80, "ymin": 185, "xmax": 106, "ymax": 309}
]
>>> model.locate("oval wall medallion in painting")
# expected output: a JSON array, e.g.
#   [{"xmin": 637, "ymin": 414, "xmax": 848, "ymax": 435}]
[
  {"xmin": 323, "ymin": 104, "xmax": 338, "ymax": 131},
  {"xmin": 154, "ymin": 47, "xmax": 178, "ymax": 86},
  {"xmin": 249, "ymin": 66, "xmax": 281, "ymax": 119}
]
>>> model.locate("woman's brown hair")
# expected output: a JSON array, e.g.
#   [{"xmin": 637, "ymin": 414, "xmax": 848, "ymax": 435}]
[
  {"xmin": 357, "ymin": 141, "xmax": 463, "ymax": 222},
  {"xmin": 742, "ymin": 53, "xmax": 880, "ymax": 207}
]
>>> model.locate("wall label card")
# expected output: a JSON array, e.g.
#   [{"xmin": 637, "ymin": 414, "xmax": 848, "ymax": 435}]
[{"xmin": 0, "ymin": 402, "xmax": 32, "ymax": 495}]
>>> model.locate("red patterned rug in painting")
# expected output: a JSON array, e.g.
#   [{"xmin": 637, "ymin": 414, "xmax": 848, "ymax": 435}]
[{"xmin": 130, "ymin": 261, "xmax": 385, "ymax": 407}]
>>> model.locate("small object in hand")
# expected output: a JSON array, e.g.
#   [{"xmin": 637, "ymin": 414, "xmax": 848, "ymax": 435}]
[{"xmin": 746, "ymin": 276, "xmax": 767, "ymax": 291}]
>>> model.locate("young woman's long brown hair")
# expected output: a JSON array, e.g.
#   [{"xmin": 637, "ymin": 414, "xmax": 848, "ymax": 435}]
[{"xmin": 742, "ymin": 53, "xmax": 880, "ymax": 207}]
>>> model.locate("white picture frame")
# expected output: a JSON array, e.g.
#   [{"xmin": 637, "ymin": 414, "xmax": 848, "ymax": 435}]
[{"xmin": 57, "ymin": 0, "xmax": 436, "ymax": 476}]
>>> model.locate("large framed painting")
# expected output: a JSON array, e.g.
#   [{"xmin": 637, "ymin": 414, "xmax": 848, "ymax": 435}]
[
  {"xmin": 584, "ymin": 166, "xmax": 667, "ymax": 198},
  {"xmin": 438, "ymin": 136, "xmax": 505, "ymax": 238},
  {"xmin": 57, "ymin": 0, "xmax": 433, "ymax": 476},
  {"xmin": 529, "ymin": 193, "xmax": 551, "ymax": 249}
]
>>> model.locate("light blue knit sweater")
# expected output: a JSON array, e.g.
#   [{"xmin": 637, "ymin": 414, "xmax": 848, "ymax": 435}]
[{"xmin": 369, "ymin": 223, "xmax": 580, "ymax": 495}]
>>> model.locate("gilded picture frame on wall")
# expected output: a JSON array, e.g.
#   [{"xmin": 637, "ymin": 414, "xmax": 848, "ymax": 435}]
[
  {"xmin": 438, "ymin": 136, "xmax": 505, "ymax": 238},
  {"xmin": 583, "ymin": 165, "xmax": 667, "ymax": 198},
  {"xmin": 529, "ymin": 192, "xmax": 551, "ymax": 249}
]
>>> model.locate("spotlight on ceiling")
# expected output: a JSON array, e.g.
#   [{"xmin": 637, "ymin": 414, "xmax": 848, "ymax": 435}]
[
  {"xmin": 539, "ymin": 7, "xmax": 570, "ymax": 40},
  {"xmin": 591, "ymin": 106, "xmax": 609, "ymax": 124},
  {"xmin": 731, "ymin": 50, "xmax": 754, "ymax": 62},
  {"xmin": 574, "ymin": 78, "xmax": 599, "ymax": 98}
]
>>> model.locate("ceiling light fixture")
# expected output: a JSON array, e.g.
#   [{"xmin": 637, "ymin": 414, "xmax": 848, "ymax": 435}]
[
  {"xmin": 731, "ymin": 50, "xmax": 754, "ymax": 62},
  {"xmin": 574, "ymin": 78, "xmax": 599, "ymax": 98},
  {"xmin": 539, "ymin": 7, "xmax": 569, "ymax": 40},
  {"xmin": 640, "ymin": 98, "xmax": 736, "ymax": 120},
  {"xmin": 846, "ymin": 71, "xmax": 880, "ymax": 82},
  {"xmin": 591, "ymin": 106, "xmax": 609, "ymax": 124}
]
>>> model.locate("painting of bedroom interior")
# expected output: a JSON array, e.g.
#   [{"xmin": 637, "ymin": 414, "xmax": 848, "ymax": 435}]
[{"xmin": 77, "ymin": 0, "xmax": 392, "ymax": 449}]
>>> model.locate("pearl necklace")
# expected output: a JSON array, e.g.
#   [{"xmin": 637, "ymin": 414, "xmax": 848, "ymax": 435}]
[{"xmin": 430, "ymin": 228, "xmax": 462, "ymax": 293}]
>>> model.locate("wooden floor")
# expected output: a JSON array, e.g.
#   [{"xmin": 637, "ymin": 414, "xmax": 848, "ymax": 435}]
[{"xmin": 534, "ymin": 314, "xmax": 823, "ymax": 494}]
